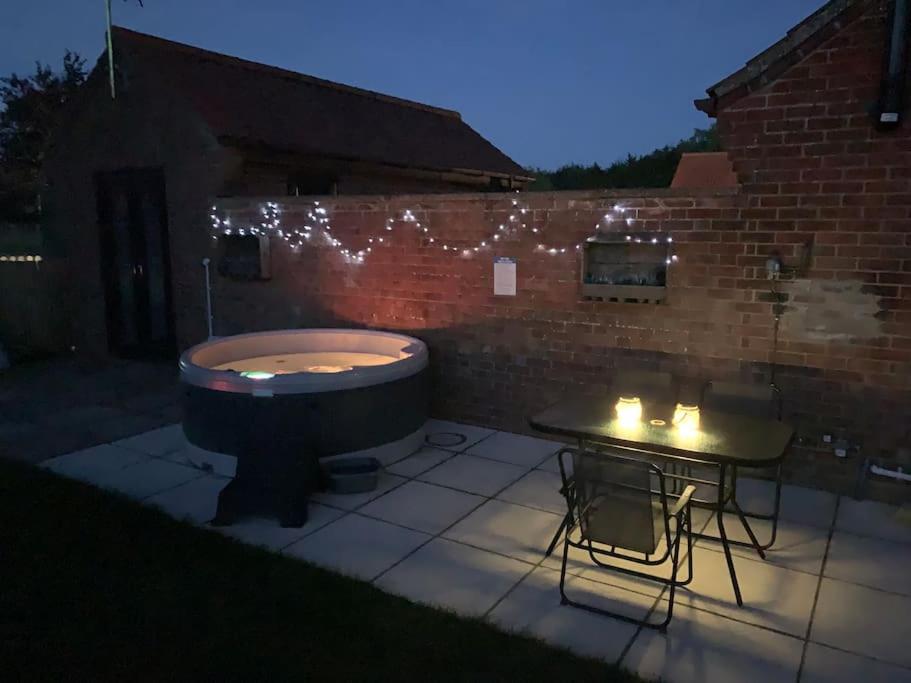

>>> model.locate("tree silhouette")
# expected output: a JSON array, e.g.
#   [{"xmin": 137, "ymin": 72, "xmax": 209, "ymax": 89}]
[
  {"xmin": 528, "ymin": 125, "xmax": 720, "ymax": 191},
  {"xmin": 0, "ymin": 52, "xmax": 86, "ymax": 222}
]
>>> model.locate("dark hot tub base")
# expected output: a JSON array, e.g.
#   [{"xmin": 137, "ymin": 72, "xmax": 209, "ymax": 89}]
[
  {"xmin": 183, "ymin": 368, "xmax": 429, "ymax": 527},
  {"xmin": 211, "ymin": 449, "xmax": 316, "ymax": 528}
]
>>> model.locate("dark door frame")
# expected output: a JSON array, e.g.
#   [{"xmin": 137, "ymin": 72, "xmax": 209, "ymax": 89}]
[{"xmin": 95, "ymin": 167, "xmax": 177, "ymax": 359}]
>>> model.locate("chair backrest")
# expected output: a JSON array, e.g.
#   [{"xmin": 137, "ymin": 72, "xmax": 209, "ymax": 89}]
[
  {"xmin": 702, "ymin": 381, "xmax": 781, "ymax": 420},
  {"xmin": 558, "ymin": 448, "xmax": 668, "ymax": 555},
  {"xmin": 612, "ymin": 369, "xmax": 675, "ymax": 403}
]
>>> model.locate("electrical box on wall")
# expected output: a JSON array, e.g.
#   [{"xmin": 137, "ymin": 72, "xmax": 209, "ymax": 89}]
[
  {"xmin": 217, "ymin": 234, "xmax": 271, "ymax": 280},
  {"xmin": 581, "ymin": 234, "xmax": 670, "ymax": 303}
]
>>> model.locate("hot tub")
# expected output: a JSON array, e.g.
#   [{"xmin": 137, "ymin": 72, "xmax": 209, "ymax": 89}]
[
  {"xmin": 180, "ymin": 328, "xmax": 429, "ymax": 526},
  {"xmin": 180, "ymin": 328, "xmax": 429, "ymax": 466}
]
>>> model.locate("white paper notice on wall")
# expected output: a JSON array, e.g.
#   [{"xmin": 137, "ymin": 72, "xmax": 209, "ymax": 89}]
[{"xmin": 493, "ymin": 257, "xmax": 517, "ymax": 296}]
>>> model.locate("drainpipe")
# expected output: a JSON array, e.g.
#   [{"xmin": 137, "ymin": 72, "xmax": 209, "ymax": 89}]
[{"xmin": 877, "ymin": 0, "xmax": 910, "ymax": 128}]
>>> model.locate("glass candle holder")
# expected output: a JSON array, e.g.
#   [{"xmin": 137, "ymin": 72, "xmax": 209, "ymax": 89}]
[
  {"xmin": 672, "ymin": 403, "xmax": 700, "ymax": 435},
  {"xmin": 615, "ymin": 396, "xmax": 642, "ymax": 426}
]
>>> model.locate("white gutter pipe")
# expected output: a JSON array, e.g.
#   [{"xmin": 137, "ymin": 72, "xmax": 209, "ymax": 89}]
[{"xmin": 870, "ymin": 463, "xmax": 911, "ymax": 483}]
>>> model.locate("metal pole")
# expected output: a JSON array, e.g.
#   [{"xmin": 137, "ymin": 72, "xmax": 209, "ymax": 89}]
[
  {"xmin": 202, "ymin": 258, "xmax": 214, "ymax": 338},
  {"xmin": 104, "ymin": 0, "xmax": 115, "ymax": 99}
]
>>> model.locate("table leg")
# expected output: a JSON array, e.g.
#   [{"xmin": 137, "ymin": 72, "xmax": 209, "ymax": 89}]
[
  {"xmin": 728, "ymin": 463, "xmax": 783, "ymax": 552},
  {"xmin": 716, "ymin": 463, "xmax": 744, "ymax": 607},
  {"xmin": 729, "ymin": 465, "xmax": 767, "ymax": 560}
]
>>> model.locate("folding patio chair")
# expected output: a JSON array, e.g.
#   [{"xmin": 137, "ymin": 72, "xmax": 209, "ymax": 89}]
[{"xmin": 556, "ymin": 447, "xmax": 695, "ymax": 630}]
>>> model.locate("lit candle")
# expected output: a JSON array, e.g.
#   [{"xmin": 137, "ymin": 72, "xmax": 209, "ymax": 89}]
[
  {"xmin": 673, "ymin": 404, "xmax": 700, "ymax": 435},
  {"xmin": 615, "ymin": 396, "xmax": 642, "ymax": 426}
]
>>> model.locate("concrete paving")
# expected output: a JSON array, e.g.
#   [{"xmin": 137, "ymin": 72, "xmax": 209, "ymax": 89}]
[{"xmin": 36, "ymin": 418, "xmax": 911, "ymax": 683}]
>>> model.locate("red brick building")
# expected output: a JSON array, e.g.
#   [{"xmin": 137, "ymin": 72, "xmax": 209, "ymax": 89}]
[{"xmin": 39, "ymin": 27, "xmax": 529, "ymax": 358}]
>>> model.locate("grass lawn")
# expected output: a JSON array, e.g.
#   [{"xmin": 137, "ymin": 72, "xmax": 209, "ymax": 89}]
[{"xmin": 0, "ymin": 457, "xmax": 642, "ymax": 682}]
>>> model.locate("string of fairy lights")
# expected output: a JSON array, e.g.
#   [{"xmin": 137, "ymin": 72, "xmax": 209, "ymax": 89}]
[{"xmin": 209, "ymin": 197, "xmax": 678, "ymax": 266}]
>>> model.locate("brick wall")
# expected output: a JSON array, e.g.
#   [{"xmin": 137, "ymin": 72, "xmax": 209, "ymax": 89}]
[
  {"xmin": 207, "ymin": 185, "xmax": 910, "ymax": 499},
  {"xmin": 708, "ymin": 0, "xmax": 911, "ymax": 496}
]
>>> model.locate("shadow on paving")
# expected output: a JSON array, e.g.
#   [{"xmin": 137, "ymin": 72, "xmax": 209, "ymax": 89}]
[{"xmin": 0, "ymin": 356, "xmax": 180, "ymax": 463}]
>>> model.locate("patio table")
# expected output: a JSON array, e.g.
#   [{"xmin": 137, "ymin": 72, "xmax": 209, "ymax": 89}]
[{"xmin": 529, "ymin": 394, "xmax": 794, "ymax": 607}]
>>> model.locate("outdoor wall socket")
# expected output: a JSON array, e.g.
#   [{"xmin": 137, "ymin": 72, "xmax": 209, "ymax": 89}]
[{"xmin": 834, "ymin": 438, "xmax": 849, "ymax": 458}]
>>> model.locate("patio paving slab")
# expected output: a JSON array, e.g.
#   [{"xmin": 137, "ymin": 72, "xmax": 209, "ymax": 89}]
[
  {"xmin": 443, "ymin": 498, "xmax": 564, "ymax": 564},
  {"xmin": 466, "ymin": 431, "xmax": 561, "ymax": 468},
  {"xmin": 90, "ymin": 457, "xmax": 205, "ymax": 501},
  {"xmin": 385, "ymin": 446, "xmax": 453, "ymax": 477},
  {"xmin": 697, "ymin": 515, "xmax": 829, "ymax": 576},
  {"xmin": 726, "ymin": 477, "xmax": 838, "ymax": 530},
  {"xmin": 113, "ymin": 423, "xmax": 186, "ymax": 457},
  {"xmin": 623, "ymin": 600, "xmax": 804, "ymax": 683},
  {"xmin": 669, "ymin": 546, "xmax": 818, "ymax": 637},
  {"xmin": 145, "ymin": 475, "xmax": 231, "ymax": 525},
  {"xmin": 359, "ymin": 480, "xmax": 485, "ymax": 535},
  {"xmin": 825, "ymin": 530, "xmax": 911, "ymax": 596},
  {"xmin": 489, "ymin": 566, "xmax": 646, "ymax": 663},
  {"xmin": 284, "ymin": 513, "xmax": 430, "ymax": 581},
  {"xmin": 836, "ymin": 497, "xmax": 911, "ymax": 544},
  {"xmin": 311, "ymin": 472, "xmax": 406, "ymax": 511},
  {"xmin": 85, "ymin": 413, "xmax": 172, "ymax": 445},
  {"xmin": 41, "ymin": 443, "xmax": 149, "ymax": 482},
  {"xmin": 216, "ymin": 504, "xmax": 343, "ymax": 551},
  {"xmin": 175, "ymin": 444, "xmax": 237, "ymax": 478},
  {"xmin": 800, "ymin": 643, "xmax": 911, "ymax": 683},
  {"xmin": 375, "ymin": 537, "xmax": 531, "ymax": 617},
  {"xmin": 811, "ymin": 577, "xmax": 911, "ymax": 668},
  {"xmin": 423, "ymin": 419, "xmax": 494, "ymax": 451},
  {"xmin": 496, "ymin": 468, "xmax": 565, "ymax": 515},
  {"xmin": 417, "ymin": 453, "xmax": 528, "ymax": 497}
]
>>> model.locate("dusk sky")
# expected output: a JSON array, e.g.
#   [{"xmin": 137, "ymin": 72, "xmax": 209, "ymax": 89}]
[{"xmin": 1, "ymin": 1, "xmax": 823, "ymax": 169}]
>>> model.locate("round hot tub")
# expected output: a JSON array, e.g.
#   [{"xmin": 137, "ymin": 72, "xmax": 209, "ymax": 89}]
[{"xmin": 179, "ymin": 328, "xmax": 429, "ymax": 466}]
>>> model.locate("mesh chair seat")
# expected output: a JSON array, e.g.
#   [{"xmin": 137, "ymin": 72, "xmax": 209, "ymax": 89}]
[{"xmin": 578, "ymin": 493, "xmax": 665, "ymax": 555}]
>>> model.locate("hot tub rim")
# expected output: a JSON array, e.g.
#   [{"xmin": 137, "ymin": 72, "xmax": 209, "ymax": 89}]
[{"xmin": 179, "ymin": 328, "xmax": 428, "ymax": 395}]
